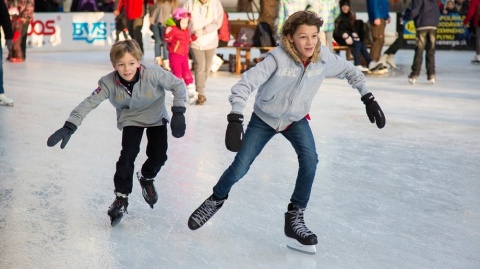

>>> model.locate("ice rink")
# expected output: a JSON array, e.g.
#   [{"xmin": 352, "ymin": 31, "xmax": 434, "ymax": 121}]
[{"xmin": 1, "ymin": 48, "xmax": 479, "ymax": 269}]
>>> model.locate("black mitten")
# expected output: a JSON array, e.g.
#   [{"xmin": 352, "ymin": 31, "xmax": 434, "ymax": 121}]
[
  {"xmin": 47, "ymin": 121, "xmax": 77, "ymax": 149},
  {"xmin": 361, "ymin": 93, "xmax": 386, "ymax": 129},
  {"xmin": 171, "ymin": 106, "xmax": 186, "ymax": 138},
  {"xmin": 225, "ymin": 113, "xmax": 244, "ymax": 152}
]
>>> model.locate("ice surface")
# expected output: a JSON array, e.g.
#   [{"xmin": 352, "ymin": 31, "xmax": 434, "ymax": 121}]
[{"xmin": 0, "ymin": 48, "xmax": 479, "ymax": 269}]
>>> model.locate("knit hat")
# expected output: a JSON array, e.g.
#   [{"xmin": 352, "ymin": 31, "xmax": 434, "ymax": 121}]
[{"xmin": 339, "ymin": 0, "xmax": 350, "ymax": 7}]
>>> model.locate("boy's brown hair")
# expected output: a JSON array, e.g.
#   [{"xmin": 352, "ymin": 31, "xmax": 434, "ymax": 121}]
[
  {"xmin": 110, "ymin": 40, "xmax": 143, "ymax": 65},
  {"xmin": 281, "ymin": 11, "xmax": 324, "ymax": 37}
]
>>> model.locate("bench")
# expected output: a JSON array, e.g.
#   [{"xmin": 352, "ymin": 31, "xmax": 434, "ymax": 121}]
[{"xmin": 333, "ymin": 44, "xmax": 372, "ymax": 61}]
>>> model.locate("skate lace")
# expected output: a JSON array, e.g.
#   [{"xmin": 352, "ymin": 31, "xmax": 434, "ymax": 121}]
[
  {"xmin": 289, "ymin": 208, "xmax": 313, "ymax": 238},
  {"xmin": 114, "ymin": 198, "xmax": 128, "ymax": 213},
  {"xmin": 192, "ymin": 199, "xmax": 220, "ymax": 225}
]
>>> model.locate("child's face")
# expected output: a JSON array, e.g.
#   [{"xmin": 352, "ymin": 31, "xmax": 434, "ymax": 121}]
[
  {"xmin": 288, "ymin": 24, "xmax": 319, "ymax": 61},
  {"xmin": 113, "ymin": 52, "xmax": 140, "ymax": 82},
  {"xmin": 341, "ymin": 5, "xmax": 350, "ymax": 13},
  {"xmin": 180, "ymin": 18, "xmax": 189, "ymax": 30}
]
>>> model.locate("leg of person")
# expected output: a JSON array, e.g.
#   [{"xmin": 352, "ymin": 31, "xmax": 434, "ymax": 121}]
[
  {"xmin": 190, "ymin": 48, "xmax": 207, "ymax": 104},
  {"xmin": 0, "ymin": 45, "xmax": 14, "ymax": 106},
  {"xmin": 151, "ymin": 23, "xmax": 162, "ymax": 64},
  {"xmin": 188, "ymin": 113, "xmax": 276, "ymax": 230},
  {"xmin": 180, "ymin": 55, "xmax": 197, "ymax": 104},
  {"xmin": 351, "ymin": 43, "xmax": 367, "ymax": 72},
  {"xmin": 21, "ymin": 22, "xmax": 28, "ymax": 61},
  {"xmin": 137, "ymin": 125, "xmax": 168, "ymax": 208},
  {"xmin": 382, "ymin": 34, "xmax": 403, "ymax": 68},
  {"xmin": 319, "ymin": 31, "xmax": 327, "ymax": 48},
  {"xmin": 325, "ymin": 31, "xmax": 334, "ymax": 53},
  {"xmin": 472, "ymin": 26, "xmax": 480, "ymax": 64},
  {"xmin": 409, "ymin": 30, "xmax": 427, "ymax": 84},
  {"xmin": 159, "ymin": 25, "xmax": 169, "ymax": 60},
  {"xmin": 281, "ymin": 118, "xmax": 319, "ymax": 254},
  {"xmin": 425, "ymin": 29, "xmax": 437, "ymax": 84},
  {"xmin": 201, "ymin": 48, "xmax": 216, "ymax": 103},
  {"xmin": 129, "ymin": 18, "xmax": 144, "ymax": 53},
  {"xmin": 369, "ymin": 19, "xmax": 386, "ymax": 62},
  {"xmin": 108, "ymin": 126, "xmax": 144, "ymax": 226}
]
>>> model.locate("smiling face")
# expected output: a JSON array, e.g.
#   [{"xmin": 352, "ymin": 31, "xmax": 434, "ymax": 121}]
[
  {"xmin": 113, "ymin": 52, "xmax": 140, "ymax": 82},
  {"xmin": 287, "ymin": 24, "xmax": 319, "ymax": 62}
]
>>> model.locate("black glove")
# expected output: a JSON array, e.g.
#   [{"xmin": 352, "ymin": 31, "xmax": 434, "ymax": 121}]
[
  {"xmin": 171, "ymin": 106, "xmax": 186, "ymax": 138},
  {"xmin": 47, "ymin": 122, "xmax": 77, "ymax": 149},
  {"xmin": 225, "ymin": 113, "xmax": 244, "ymax": 152},
  {"xmin": 361, "ymin": 93, "xmax": 386, "ymax": 129}
]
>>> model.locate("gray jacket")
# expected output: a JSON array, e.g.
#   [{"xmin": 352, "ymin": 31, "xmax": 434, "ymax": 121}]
[
  {"xmin": 67, "ymin": 64, "xmax": 187, "ymax": 130},
  {"xmin": 229, "ymin": 36, "xmax": 370, "ymax": 131}
]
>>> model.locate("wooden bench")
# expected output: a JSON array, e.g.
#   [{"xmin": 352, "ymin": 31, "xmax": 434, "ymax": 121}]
[{"xmin": 333, "ymin": 44, "xmax": 372, "ymax": 61}]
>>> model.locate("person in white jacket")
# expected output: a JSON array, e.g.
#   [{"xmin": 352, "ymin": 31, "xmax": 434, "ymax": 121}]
[{"xmin": 183, "ymin": 0, "xmax": 223, "ymax": 105}]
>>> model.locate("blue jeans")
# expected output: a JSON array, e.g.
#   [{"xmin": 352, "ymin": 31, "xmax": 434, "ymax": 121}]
[
  {"xmin": 0, "ymin": 45, "xmax": 4, "ymax": 94},
  {"xmin": 213, "ymin": 113, "xmax": 319, "ymax": 208},
  {"xmin": 351, "ymin": 40, "xmax": 372, "ymax": 66},
  {"xmin": 151, "ymin": 23, "xmax": 168, "ymax": 59}
]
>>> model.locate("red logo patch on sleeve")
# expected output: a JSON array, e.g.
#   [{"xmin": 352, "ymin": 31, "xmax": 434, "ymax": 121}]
[{"xmin": 91, "ymin": 87, "xmax": 102, "ymax": 95}]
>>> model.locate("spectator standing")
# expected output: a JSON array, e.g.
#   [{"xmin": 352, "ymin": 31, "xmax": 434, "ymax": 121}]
[
  {"xmin": 183, "ymin": 0, "xmax": 224, "ymax": 105},
  {"xmin": 150, "ymin": 0, "xmax": 176, "ymax": 69},
  {"xmin": 0, "ymin": 0, "xmax": 14, "ymax": 105},
  {"xmin": 217, "ymin": 11, "xmax": 230, "ymax": 47},
  {"xmin": 8, "ymin": 0, "xmax": 33, "ymax": 62},
  {"xmin": 404, "ymin": 0, "xmax": 440, "ymax": 84},
  {"xmin": 311, "ymin": 0, "xmax": 339, "ymax": 52},
  {"xmin": 366, "ymin": 0, "xmax": 390, "ymax": 72},
  {"xmin": 464, "ymin": 0, "xmax": 480, "ymax": 63},
  {"xmin": 275, "ymin": 0, "xmax": 311, "ymax": 39},
  {"xmin": 334, "ymin": 0, "xmax": 382, "ymax": 72},
  {"xmin": 115, "ymin": 0, "xmax": 145, "ymax": 53}
]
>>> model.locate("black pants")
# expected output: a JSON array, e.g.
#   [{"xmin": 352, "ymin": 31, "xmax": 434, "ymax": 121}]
[{"xmin": 113, "ymin": 125, "xmax": 168, "ymax": 195}]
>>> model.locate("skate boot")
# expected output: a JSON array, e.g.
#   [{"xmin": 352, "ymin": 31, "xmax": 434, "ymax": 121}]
[
  {"xmin": 187, "ymin": 84, "xmax": 198, "ymax": 105},
  {"xmin": 408, "ymin": 74, "xmax": 417, "ymax": 85},
  {"xmin": 471, "ymin": 55, "xmax": 480, "ymax": 65},
  {"xmin": 0, "ymin": 94, "xmax": 14, "ymax": 106},
  {"xmin": 188, "ymin": 194, "xmax": 228, "ymax": 230},
  {"xmin": 284, "ymin": 203, "xmax": 318, "ymax": 255},
  {"xmin": 196, "ymin": 95, "xmax": 206, "ymax": 105},
  {"xmin": 427, "ymin": 75, "xmax": 435, "ymax": 85},
  {"xmin": 108, "ymin": 193, "xmax": 129, "ymax": 227},
  {"xmin": 137, "ymin": 172, "xmax": 158, "ymax": 208}
]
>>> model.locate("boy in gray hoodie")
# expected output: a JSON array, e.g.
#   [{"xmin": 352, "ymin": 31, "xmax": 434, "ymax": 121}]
[
  {"xmin": 47, "ymin": 40, "xmax": 187, "ymax": 226},
  {"xmin": 187, "ymin": 11, "xmax": 386, "ymax": 254}
]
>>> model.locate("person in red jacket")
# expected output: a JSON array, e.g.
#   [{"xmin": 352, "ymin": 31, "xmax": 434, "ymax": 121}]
[
  {"xmin": 114, "ymin": 0, "xmax": 145, "ymax": 52},
  {"xmin": 464, "ymin": 0, "xmax": 480, "ymax": 63},
  {"xmin": 164, "ymin": 8, "xmax": 197, "ymax": 104}
]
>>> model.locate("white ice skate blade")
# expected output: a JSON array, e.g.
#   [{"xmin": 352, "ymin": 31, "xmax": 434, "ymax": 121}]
[{"xmin": 286, "ymin": 238, "xmax": 316, "ymax": 255}]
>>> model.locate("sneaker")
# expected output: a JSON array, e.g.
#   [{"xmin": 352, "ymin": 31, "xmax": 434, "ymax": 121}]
[
  {"xmin": 108, "ymin": 194, "xmax": 129, "ymax": 226},
  {"xmin": 368, "ymin": 61, "xmax": 383, "ymax": 71},
  {"xmin": 188, "ymin": 194, "xmax": 228, "ymax": 230},
  {"xmin": 196, "ymin": 95, "xmax": 206, "ymax": 105},
  {"xmin": 386, "ymin": 54, "xmax": 397, "ymax": 69},
  {"xmin": 0, "ymin": 94, "xmax": 14, "ymax": 106},
  {"xmin": 137, "ymin": 171, "xmax": 158, "ymax": 208},
  {"xmin": 408, "ymin": 75, "xmax": 417, "ymax": 85},
  {"xmin": 427, "ymin": 75, "xmax": 435, "ymax": 85},
  {"xmin": 284, "ymin": 203, "xmax": 317, "ymax": 246},
  {"xmin": 356, "ymin": 65, "xmax": 370, "ymax": 72}
]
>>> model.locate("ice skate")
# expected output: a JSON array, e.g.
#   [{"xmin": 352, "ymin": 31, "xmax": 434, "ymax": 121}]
[
  {"xmin": 408, "ymin": 75, "xmax": 417, "ymax": 85},
  {"xmin": 284, "ymin": 203, "xmax": 317, "ymax": 255},
  {"xmin": 368, "ymin": 61, "xmax": 383, "ymax": 72},
  {"xmin": 356, "ymin": 65, "xmax": 371, "ymax": 74},
  {"xmin": 187, "ymin": 84, "xmax": 198, "ymax": 105},
  {"xmin": 188, "ymin": 194, "xmax": 228, "ymax": 230},
  {"xmin": 428, "ymin": 75, "xmax": 435, "ymax": 85},
  {"xmin": 471, "ymin": 55, "xmax": 480, "ymax": 65},
  {"xmin": 385, "ymin": 54, "xmax": 397, "ymax": 69},
  {"xmin": 0, "ymin": 94, "xmax": 14, "ymax": 106},
  {"xmin": 137, "ymin": 171, "xmax": 158, "ymax": 208},
  {"xmin": 107, "ymin": 194, "xmax": 128, "ymax": 227}
]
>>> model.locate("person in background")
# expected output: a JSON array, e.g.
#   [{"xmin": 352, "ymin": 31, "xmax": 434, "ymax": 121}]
[
  {"xmin": 455, "ymin": 0, "xmax": 469, "ymax": 15},
  {"xmin": 443, "ymin": 0, "xmax": 458, "ymax": 14},
  {"xmin": 464, "ymin": 0, "xmax": 480, "ymax": 63},
  {"xmin": 334, "ymin": 0, "xmax": 382, "ymax": 72},
  {"xmin": 404, "ymin": 0, "xmax": 440, "ymax": 84},
  {"xmin": 275, "ymin": 0, "xmax": 311, "ymax": 39},
  {"xmin": 187, "ymin": 10, "xmax": 385, "ymax": 255},
  {"xmin": 310, "ymin": 0, "xmax": 339, "ymax": 52},
  {"xmin": 164, "ymin": 8, "xmax": 197, "ymax": 103},
  {"xmin": 7, "ymin": 0, "xmax": 33, "ymax": 62},
  {"xmin": 183, "ymin": 0, "xmax": 224, "ymax": 105},
  {"xmin": 150, "ymin": 0, "xmax": 176, "ymax": 69},
  {"xmin": 366, "ymin": 0, "xmax": 390, "ymax": 73},
  {"xmin": 114, "ymin": 4, "xmax": 129, "ymax": 42},
  {"xmin": 114, "ymin": 0, "xmax": 145, "ymax": 53},
  {"xmin": 0, "ymin": 0, "xmax": 14, "ymax": 105},
  {"xmin": 217, "ymin": 11, "xmax": 230, "ymax": 47},
  {"xmin": 47, "ymin": 40, "xmax": 187, "ymax": 226}
]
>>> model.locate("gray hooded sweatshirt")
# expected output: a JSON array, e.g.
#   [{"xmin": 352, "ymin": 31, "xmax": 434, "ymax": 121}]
[
  {"xmin": 67, "ymin": 64, "xmax": 187, "ymax": 130},
  {"xmin": 229, "ymin": 36, "xmax": 370, "ymax": 131}
]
